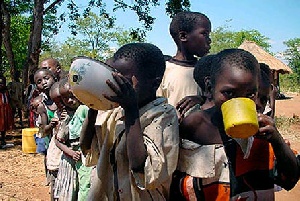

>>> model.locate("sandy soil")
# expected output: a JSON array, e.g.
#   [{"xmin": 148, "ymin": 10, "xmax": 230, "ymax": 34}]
[{"xmin": 0, "ymin": 92, "xmax": 300, "ymax": 200}]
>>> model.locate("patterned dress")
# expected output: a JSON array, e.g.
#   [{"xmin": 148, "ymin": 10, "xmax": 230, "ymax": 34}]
[{"xmin": 54, "ymin": 105, "xmax": 92, "ymax": 201}]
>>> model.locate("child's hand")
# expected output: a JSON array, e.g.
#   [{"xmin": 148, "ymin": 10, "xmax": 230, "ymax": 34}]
[
  {"xmin": 60, "ymin": 110, "xmax": 68, "ymax": 121},
  {"xmin": 66, "ymin": 150, "xmax": 81, "ymax": 161},
  {"xmin": 104, "ymin": 72, "xmax": 138, "ymax": 109},
  {"xmin": 176, "ymin": 95, "xmax": 204, "ymax": 120},
  {"xmin": 255, "ymin": 113, "xmax": 279, "ymax": 141},
  {"xmin": 50, "ymin": 117, "xmax": 59, "ymax": 128}
]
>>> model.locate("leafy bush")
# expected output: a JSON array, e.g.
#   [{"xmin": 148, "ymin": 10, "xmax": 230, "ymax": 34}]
[{"xmin": 280, "ymin": 73, "xmax": 300, "ymax": 93}]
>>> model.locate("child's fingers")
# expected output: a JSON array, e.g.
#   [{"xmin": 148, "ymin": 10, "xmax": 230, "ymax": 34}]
[
  {"xmin": 131, "ymin": 76, "xmax": 138, "ymax": 89},
  {"xmin": 258, "ymin": 113, "xmax": 275, "ymax": 127}
]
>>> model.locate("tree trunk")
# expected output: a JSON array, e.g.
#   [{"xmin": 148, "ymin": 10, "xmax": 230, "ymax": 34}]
[
  {"xmin": 23, "ymin": 0, "xmax": 44, "ymax": 87},
  {"xmin": 1, "ymin": 1, "xmax": 16, "ymax": 80}
]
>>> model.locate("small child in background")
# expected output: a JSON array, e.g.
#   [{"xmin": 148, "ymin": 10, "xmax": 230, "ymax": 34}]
[
  {"xmin": 25, "ymin": 74, "xmax": 39, "ymax": 128},
  {"xmin": 259, "ymin": 63, "xmax": 276, "ymax": 118},
  {"xmin": 46, "ymin": 82, "xmax": 64, "ymax": 201},
  {"xmin": 174, "ymin": 49, "xmax": 299, "ymax": 200},
  {"xmin": 0, "ymin": 75, "xmax": 14, "ymax": 149},
  {"xmin": 34, "ymin": 68, "xmax": 57, "ymax": 186},
  {"xmin": 54, "ymin": 78, "xmax": 92, "ymax": 201},
  {"xmin": 7, "ymin": 71, "xmax": 24, "ymax": 128},
  {"xmin": 157, "ymin": 11, "xmax": 212, "ymax": 118}
]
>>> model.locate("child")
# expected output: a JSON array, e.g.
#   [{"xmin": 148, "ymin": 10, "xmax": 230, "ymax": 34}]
[
  {"xmin": 174, "ymin": 49, "xmax": 299, "ymax": 200},
  {"xmin": 82, "ymin": 43, "xmax": 179, "ymax": 200},
  {"xmin": 40, "ymin": 58, "xmax": 65, "ymax": 81},
  {"xmin": 259, "ymin": 63, "xmax": 276, "ymax": 118},
  {"xmin": 53, "ymin": 78, "xmax": 92, "ymax": 201},
  {"xmin": 25, "ymin": 74, "xmax": 38, "ymax": 127},
  {"xmin": 8, "ymin": 71, "xmax": 24, "ymax": 127},
  {"xmin": 0, "ymin": 75, "xmax": 14, "ymax": 148},
  {"xmin": 192, "ymin": 54, "xmax": 216, "ymax": 111},
  {"xmin": 34, "ymin": 68, "xmax": 57, "ymax": 186},
  {"xmin": 157, "ymin": 11, "xmax": 211, "ymax": 118},
  {"xmin": 46, "ymin": 82, "xmax": 63, "ymax": 201}
]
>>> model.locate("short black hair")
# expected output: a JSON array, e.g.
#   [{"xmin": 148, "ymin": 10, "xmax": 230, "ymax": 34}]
[
  {"xmin": 259, "ymin": 63, "xmax": 271, "ymax": 87},
  {"xmin": 58, "ymin": 77, "xmax": 70, "ymax": 91},
  {"xmin": 113, "ymin": 43, "xmax": 166, "ymax": 79},
  {"xmin": 170, "ymin": 11, "xmax": 210, "ymax": 44},
  {"xmin": 34, "ymin": 68, "xmax": 55, "ymax": 81},
  {"xmin": 193, "ymin": 54, "xmax": 216, "ymax": 90},
  {"xmin": 211, "ymin": 48, "xmax": 259, "ymax": 87}
]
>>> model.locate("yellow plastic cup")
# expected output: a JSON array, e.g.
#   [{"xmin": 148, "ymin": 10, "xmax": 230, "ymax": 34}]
[{"xmin": 221, "ymin": 98, "xmax": 259, "ymax": 138}]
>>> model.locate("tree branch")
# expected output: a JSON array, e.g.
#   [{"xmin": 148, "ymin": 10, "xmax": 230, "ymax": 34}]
[{"xmin": 44, "ymin": 0, "xmax": 64, "ymax": 14}]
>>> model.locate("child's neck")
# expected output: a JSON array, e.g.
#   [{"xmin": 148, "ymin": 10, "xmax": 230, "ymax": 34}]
[{"xmin": 171, "ymin": 53, "xmax": 197, "ymax": 67}]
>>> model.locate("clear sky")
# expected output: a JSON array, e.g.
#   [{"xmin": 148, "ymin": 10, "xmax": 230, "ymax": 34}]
[{"xmin": 54, "ymin": 0, "xmax": 300, "ymax": 56}]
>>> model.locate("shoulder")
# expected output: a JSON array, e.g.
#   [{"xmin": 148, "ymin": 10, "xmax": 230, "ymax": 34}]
[
  {"xmin": 145, "ymin": 98, "xmax": 177, "ymax": 118},
  {"xmin": 37, "ymin": 103, "xmax": 46, "ymax": 114},
  {"xmin": 180, "ymin": 111, "xmax": 206, "ymax": 134},
  {"xmin": 140, "ymin": 98, "xmax": 178, "ymax": 127}
]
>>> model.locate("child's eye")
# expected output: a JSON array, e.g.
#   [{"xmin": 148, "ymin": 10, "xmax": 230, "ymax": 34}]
[{"xmin": 222, "ymin": 91, "xmax": 233, "ymax": 98}]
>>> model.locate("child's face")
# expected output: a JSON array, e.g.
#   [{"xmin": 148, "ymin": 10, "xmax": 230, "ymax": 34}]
[
  {"xmin": 212, "ymin": 66, "xmax": 258, "ymax": 109},
  {"xmin": 30, "ymin": 98, "xmax": 42, "ymax": 114},
  {"xmin": 50, "ymin": 93, "xmax": 64, "ymax": 111},
  {"xmin": 183, "ymin": 18, "xmax": 211, "ymax": 57},
  {"xmin": 112, "ymin": 58, "xmax": 155, "ymax": 104},
  {"xmin": 256, "ymin": 79, "xmax": 270, "ymax": 114},
  {"xmin": 40, "ymin": 60, "xmax": 61, "ymax": 78},
  {"xmin": 60, "ymin": 86, "xmax": 80, "ymax": 110},
  {"xmin": 34, "ymin": 71, "xmax": 55, "ymax": 92}
]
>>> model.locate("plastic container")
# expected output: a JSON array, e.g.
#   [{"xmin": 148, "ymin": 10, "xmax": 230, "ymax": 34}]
[
  {"xmin": 221, "ymin": 98, "xmax": 259, "ymax": 138},
  {"xmin": 22, "ymin": 128, "xmax": 39, "ymax": 153},
  {"xmin": 69, "ymin": 56, "xmax": 119, "ymax": 111}
]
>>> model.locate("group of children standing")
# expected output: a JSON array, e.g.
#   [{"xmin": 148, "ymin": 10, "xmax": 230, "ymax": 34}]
[{"xmin": 0, "ymin": 10, "xmax": 299, "ymax": 201}]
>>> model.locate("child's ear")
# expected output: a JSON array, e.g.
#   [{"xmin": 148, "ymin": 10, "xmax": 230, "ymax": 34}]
[
  {"xmin": 204, "ymin": 76, "xmax": 211, "ymax": 91},
  {"xmin": 179, "ymin": 31, "xmax": 188, "ymax": 42}
]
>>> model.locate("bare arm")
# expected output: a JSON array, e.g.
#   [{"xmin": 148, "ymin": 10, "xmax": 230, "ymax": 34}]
[
  {"xmin": 54, "ymin": 137, "xmax": 81, "ymax": 161},
  {"xmin": 37, "ymin": 104, "xmax": 52, "ymax": 137},
  {"xmin": 105, "ymin": 73, "xmax": 147, "ymax": 172},
  {"xmin": 268, "ymin": 84, "xmax": 277, "ymax": 118},
  {"xmin": 80, "ymin": 108, "xmax": 97, "ymax": 155},
  {"xmin": 124, "ymin": 106, "xmax": 147, "ymax": 172},
  {"xmin": 256, "ymin": 113, "xmax": 299, "ymax": 190}
]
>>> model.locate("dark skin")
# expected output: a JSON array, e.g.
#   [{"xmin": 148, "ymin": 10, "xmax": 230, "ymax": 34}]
[
  {"xmin": 55, "ymin": 83, "xmax": 81, "ymax": 161},
  {"xmin": 104, "ymin": 58, "xmax": 161, "ymax": 172},
  {"xmin": 181, "ymin": 65, "xmax": 299, "ymax": 191},
  {"xmin": 40, "ymin": 59, "xmax": 64, "ymax": 81},
  {"xmin": 174, "ymin": 18, "xmax": 212, "ymax": 118},
  {"xmin": 34, "ymin": 71, "xmax": 57, "ymax": 137}
]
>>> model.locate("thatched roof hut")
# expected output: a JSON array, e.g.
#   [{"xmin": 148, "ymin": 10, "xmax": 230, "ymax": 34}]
[{"xmin": 238, "ymin": 40, "xmax": 292, "ymax": 74}]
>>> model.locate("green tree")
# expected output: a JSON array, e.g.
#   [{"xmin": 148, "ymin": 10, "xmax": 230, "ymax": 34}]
[
  {"xmin": 41, "ymin": 18, "xmax": 144, "ymax": 70},
  {"xmin": 1, "ymin": 0, "xmax": 190, "ymax": 84},
  {"xmin": 210, "ymin": 25, "xmax": 271, "ymax": 54},
  {"xmin": 283, "ymin": 38, "xmax": 300, "ymax": 85}
]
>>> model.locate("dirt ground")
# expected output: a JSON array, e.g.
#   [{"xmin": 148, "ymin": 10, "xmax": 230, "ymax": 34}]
[{"xmin": 1, "ymin": 92, "xmax": 300, "ymax": 200}]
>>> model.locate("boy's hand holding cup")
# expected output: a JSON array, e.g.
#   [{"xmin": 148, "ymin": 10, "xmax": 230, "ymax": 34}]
[{"xmin": 221, "ymin": 98, "xmax": 259, "ymax": 139}]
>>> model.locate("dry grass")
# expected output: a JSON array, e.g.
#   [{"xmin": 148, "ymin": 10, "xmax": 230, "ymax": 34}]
[{"xmin": 275, "ymin": 115, "xmax": 300, "ymax": 142}]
